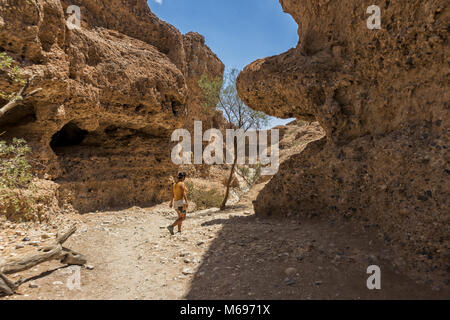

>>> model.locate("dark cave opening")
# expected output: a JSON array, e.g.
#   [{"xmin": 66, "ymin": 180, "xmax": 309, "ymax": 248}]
[{"xmin": 50, "ymin": 121, "xmax": 88, "ymax": 152}]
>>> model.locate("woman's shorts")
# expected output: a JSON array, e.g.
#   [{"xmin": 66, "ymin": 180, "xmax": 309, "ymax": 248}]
[{"xmin": 174, "ymin": 200, "xmax": 186, "ymax": 214}]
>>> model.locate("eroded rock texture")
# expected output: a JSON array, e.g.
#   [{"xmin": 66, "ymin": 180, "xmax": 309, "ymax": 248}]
[
  {"xmin": 237, "ymin": 1, "xmax": 449, "ymax": 281},
  {"xmin": 0, "ymin": 0, "xmax": 223, "ymax": 212}
]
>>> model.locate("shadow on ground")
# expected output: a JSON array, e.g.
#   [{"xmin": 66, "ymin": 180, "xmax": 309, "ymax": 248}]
[{"xmin": 185, "ymin": 214, "xmax": 448, "ymax": 300}]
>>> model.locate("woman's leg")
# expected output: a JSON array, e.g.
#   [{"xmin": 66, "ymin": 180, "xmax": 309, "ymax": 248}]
[
  {"xmin": 177, "ymin": 213, "xmax": 186, "ymax": 232},
  {"xmin": 172, "ymin": 209, "xmax": 183, "ymax": 229},
  {"xmin": 168, "ymin": 210, "xmax": 182, "ymax": 235}
]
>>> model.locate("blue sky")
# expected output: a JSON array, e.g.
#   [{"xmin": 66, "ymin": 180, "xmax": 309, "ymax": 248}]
[{"xmin": 148, "ymin": 0, "xmax": 298, "ymax": 128}]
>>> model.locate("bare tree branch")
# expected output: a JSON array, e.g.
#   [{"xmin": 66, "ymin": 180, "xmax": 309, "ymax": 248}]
[{"xmin": 0, "ymin": 76, "xmax": 41, "ymax": 118}]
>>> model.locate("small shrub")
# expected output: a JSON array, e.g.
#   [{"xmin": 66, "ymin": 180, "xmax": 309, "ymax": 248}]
[
  {"xmin": 0, "ymin": 138, "xmax": 33, "ymax": 188},
  {"xmin": 0, "ymin": 138, "xmax": 36, "ymax": 221},
  {"xmin": 185, "ymin": 181, "xmax": 223, "ymax": 210}
]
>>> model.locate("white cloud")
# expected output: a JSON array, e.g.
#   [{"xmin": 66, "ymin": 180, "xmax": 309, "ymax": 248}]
[{"xmin": 154, "ymin": 0, "xmax": 163, "ymax": 4}]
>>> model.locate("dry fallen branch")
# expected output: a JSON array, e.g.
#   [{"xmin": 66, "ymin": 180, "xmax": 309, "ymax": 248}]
[
  {"xmin": 0, "ymin": 273, "xmax": 16, "ymax": 296},
  {"xmin": 0, "ymin": 75, "xmax": 42, "ymax": 118},
  {"xmin": 0, "ymin": 225, "xmax": 87, "ymax": 296}
]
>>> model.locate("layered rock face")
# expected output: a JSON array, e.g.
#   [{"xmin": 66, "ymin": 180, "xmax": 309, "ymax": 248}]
[
  {"xmin": 0, "ymin": 0, "xmax": 223, "ymax": 212},
  {"xmin": 237, "ymin": 1, "xmax": 449, "ymax": 279}
]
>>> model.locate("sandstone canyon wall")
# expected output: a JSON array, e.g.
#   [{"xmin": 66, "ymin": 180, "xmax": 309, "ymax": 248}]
[
  {"xmin": 0, "ymin": 0, "xmax": 224, "ymax": 212},
  {"xmin": 237, "ymin": 0, "xmax": 449, "ymax": 281}
]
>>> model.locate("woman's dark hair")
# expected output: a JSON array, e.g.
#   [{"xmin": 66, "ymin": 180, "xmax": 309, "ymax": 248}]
[{"xmin": 177, "ymin": 172, "xmax": 186, "ymax": 180}]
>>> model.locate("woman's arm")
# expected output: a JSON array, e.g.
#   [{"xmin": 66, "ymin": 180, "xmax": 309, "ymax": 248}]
[
  {"xmin": 182, "ymin": 184, "xmax": 188, "ymax": 208},
  {"xmin": 169, "ymin": 184, "xmax": 174, "ymax": 208}
]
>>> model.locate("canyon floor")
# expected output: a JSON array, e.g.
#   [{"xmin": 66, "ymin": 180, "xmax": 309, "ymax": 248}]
[{"xmin": 1, "ymin": 183, "xmax": 448, "ymax": 300}]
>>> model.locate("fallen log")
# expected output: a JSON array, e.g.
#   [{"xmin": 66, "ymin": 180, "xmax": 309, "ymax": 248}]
[
  {"xmin": 60, "ymin": 247, "xmax": 87, "ymax": 266},
  {"xmin": 0, "ymin": 225, "xmax": 87, "ymax": 296},
  {"xmin": 0, "ymin": 273, "xmax": 16, "ymax": 296}
]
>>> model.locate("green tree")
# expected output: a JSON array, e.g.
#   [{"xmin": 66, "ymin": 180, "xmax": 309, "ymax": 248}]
[
  {"xmin": 0, "ymin": 53, "xmax": 41, "ymax": 219},
  {"xmin": 199, "ymin": 69, "xmax": 269, "ymax": 210}
]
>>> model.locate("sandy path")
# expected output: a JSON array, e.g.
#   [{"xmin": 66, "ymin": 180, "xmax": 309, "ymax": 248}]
[{"xmin": 2, "ymin": 197, "xmax": 448, "ymax": 300}]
